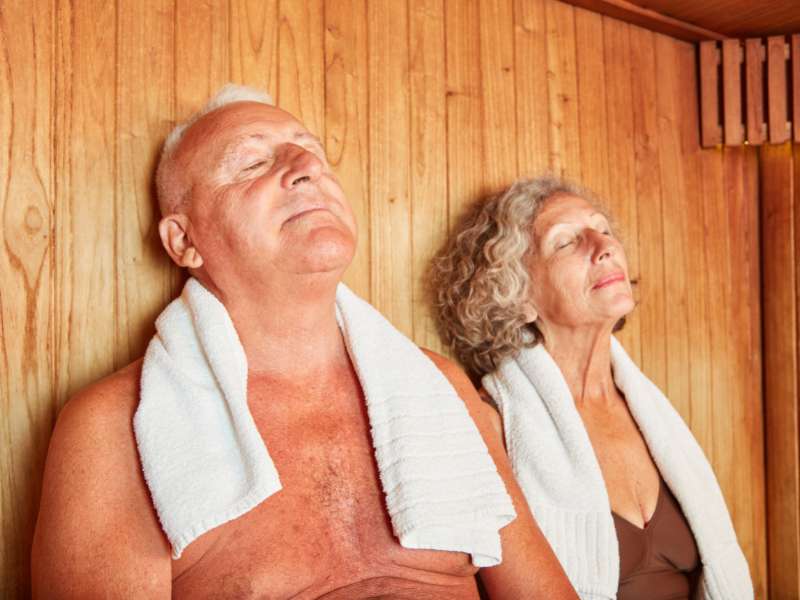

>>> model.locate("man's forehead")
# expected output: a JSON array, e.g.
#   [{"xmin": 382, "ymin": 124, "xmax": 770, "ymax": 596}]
[{"xmin": 176, "ymin": 102, "xmax": 315, "ymax": 163}]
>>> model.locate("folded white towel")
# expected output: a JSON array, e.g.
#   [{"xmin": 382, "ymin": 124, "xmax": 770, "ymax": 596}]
[
  {"xmin": 134, "ymin": 278, "xmax": 515, "ymax": 565},
  {"xmin": 482, "ymin": 337, "xmax": 753, "ymax": 600}
]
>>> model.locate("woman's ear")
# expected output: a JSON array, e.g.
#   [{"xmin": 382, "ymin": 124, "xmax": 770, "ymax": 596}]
[
  {"xmin": 158, "ymin": 214, "xmax": 204, "ymax": 269},
  {"xmin": 522, "ymin": 302, "xmax": 538, "ymax": 324}
]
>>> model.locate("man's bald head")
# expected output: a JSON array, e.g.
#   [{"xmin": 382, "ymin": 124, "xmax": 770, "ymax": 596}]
[{"xmin": 155, "ymin": 84, "xmax": 274, "ymax": 216}]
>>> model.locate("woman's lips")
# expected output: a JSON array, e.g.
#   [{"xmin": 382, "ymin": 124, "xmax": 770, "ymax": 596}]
[{"xmin": 592, "ymin": 271, "xmax": 625, "ymax": 290}]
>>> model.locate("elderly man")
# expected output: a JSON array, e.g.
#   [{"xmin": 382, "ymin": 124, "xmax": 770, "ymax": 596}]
[{"xmin": 31, "ymin": 86, "xmax": 574, "ymax": 599}]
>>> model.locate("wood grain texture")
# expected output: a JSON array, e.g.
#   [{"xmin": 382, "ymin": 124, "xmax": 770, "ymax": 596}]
[
  {"xmin": 761, "ymin": 142, "xmax": 800, "ymax": 600},
  {"xmin": 324, "ymin": 0, "xmax": 370, "ymax": 299},
  {"xmin": 230, "ymin": 0, "xmax": 279, "ymax": 94},
  {"xmin": 0, "ymin": 2, "xmax": 54, "ymax": 597},
  {"xmin": 767, "ymin": 35, "xmax": 789, "ymax": 144},
  {"xmin": 367, "ymin": 0, "xmax": 412, "ymax": 336},
  {"xmin": 478, "ymin": 0, "xmax": 517, "ymax": 194},
  {"xmin": 278, "ymin": 0, "xmax": 324, "ymax": 136},
  {"xmin": 630, "ymin": 25, "xmax": 668, "ymax": 393},
  {"xmin": 0, "ymin": 0, "xmax": 771, "ymax": 594},
  {"xmin": 602, "ymin": 17, "xmax": 641, "ymax": 364},
  {"xmin": 444, "ymin": 0, "xmax": 483, "ymax": 227},
  {"xmin": 722, "ymin": 39, "xmax": 743, "ymax": 145},
  {"xmin": 514, "ymin": 0, "xmax": 550, "ymax": 176},
  {"xmin": 545, "ymin": 0, "xmax": 581, "ymax": 179},
  {"xmin": 654, "ymin": 33, "xmax": 691, "ymax": 417},
  {"xmin": 745, "ymin": 38, "xmax": 766, "ymax": 145},
  {"xmin": 792, "ymin": 35, "xmax": 800, "ymax": 144},
  {"xmin": 699, "ymin": 41, "xmax": 721, "ymax": 147},
  {"xmin": 619, "ymin": 0, "xmax": 800, "ymax": 38},
  {"xmin": 409, "ymin": 0, "xmax": 447, "ymax": 351},
  {"xmin": 116, "ymin": 0, "xmax": 182, "ymax": 369}
]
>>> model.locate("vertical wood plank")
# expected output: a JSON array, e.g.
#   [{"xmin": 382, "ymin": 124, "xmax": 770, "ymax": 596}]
[
  {"xmin": 602, "ymin": 17, "xmax": 641, "ymax": 364},
  {"xmin": 699, "ymin": 41, "xmax": 722, "ymax": 147},
  {"xmin": 745, "ymin": 38, "xmax": 766, "ymax": 145},
  {"xmin": 54, "ymin": 0, "xmax": 117, "ymax": 400},
  {"xmin": 278, "ymin": 0, "xmax": 325, "ymax": 136},
  {"xmin": 115, "ymin": 0, "xmax": 180, "ymax": 369},
  {"xmin": 761, "ymin": 143, "xmax": 800, "ymax": 599},
  {"xmin": 721, "ymin": 147, "xmax": 752, "ymax": 566},
  {"xmin": 514, "ymin": 0, "xmax": 550, "ymax": 176},
  {"xmin": 545, "ymin": 0, "xmax": 581, "ymax": 180},
  {"xmin": 677, "ymin": 40, "xmax": 713, "ymax": 456},
  {"xmin": 0, "ymin": 1, "xmax": 54, "ymax": 596},
  {"xmin": 409, "ymin": 0, "xmax": 447, "ymax": 352},
  {"xmin": 767, "ymin": 35, "xmax": 789, "ymax": 144},
  {"xmin": 699, "ymin": 148, "xmax": 727, "ymax": 474},
  {"xmin": 575, "ymin": 8, "xmax": 609, "ymax": 199},
  {"xmin": 722, "ymin": 39, "xmax": 743, "ymax": 145},
  {"xmin": 741, "ymin": 144, "xmax": 767, "ymax": 598},
  {"xmin": 654, "ymin": 33, "xmax": 690, "ymax": 418},
  {"xmin": 792, "ymin": 35, "xmax": 800, "ymax": 143},
  {"xmin": 367, "ymin": 0, "xmax": 412, "ymax": 336},
  {"xmin": 478, "ymin": 0, "xmax": 517, "ymax": 194},
  {"xmin": 324, "ymin": 0, "xmax": 370, "ymax": 299},
  {"xmin": 630, "ymin": 25, "xmax": 667, "ymax": 392},
  {"xmin": 175, "ymin": 0, "xmax": 229, "ymax": 119},
  {"xmin": 445, "ymin": 0, "xmax": 483, "ymax": 223},
  {"xmin": 230, "ymin": 0, "xmax": 279, "ymax": 94}
]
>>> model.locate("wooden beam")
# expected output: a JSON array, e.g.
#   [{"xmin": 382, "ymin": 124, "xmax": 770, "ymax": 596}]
[
  {"xmin": 722, "ymin": 39, "xmax": 743, "ymax": 145},
  {"xmin": 700, "ymin": 41, "xmax": 722, "ymax": 147},
  {"xmin": 792, "ymin": 34, "xmax": 800, "ymax": 143},
  {"xmin": 767, "ymin": 35, "xmax": 790, "ymax": 144},
  {"xmin": 556, "ymin": 0, "xmax": 725, "ymax": 42},
  {"xmin": 745, "ymin": 38, "xmax": 766, "ymax": 145}
]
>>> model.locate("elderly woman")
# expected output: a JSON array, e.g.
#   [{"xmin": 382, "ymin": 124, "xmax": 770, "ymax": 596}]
[{"xmin": 432, "ymin": 177, "xmax": 752, "ymax": 600}]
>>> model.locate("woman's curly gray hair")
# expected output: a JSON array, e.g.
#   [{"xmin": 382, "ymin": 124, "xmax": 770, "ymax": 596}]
[{"xmin": 431, "ymin": 176, "xmax": 618, "ymax": 377}]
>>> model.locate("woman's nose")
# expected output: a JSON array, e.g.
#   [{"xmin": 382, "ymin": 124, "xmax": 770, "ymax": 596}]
[
  {"xmin": 279, "ymin": 144, "xmax": 323, "ymax": 189},
  {"xmin": 589, "ymin": 230, "xmax": 614, "ymax": 263}
]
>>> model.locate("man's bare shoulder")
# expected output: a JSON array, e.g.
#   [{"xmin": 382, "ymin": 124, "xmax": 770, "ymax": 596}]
[{"xmin": 32, "ymin": 358, "xmax": 171, "ymax": 598}]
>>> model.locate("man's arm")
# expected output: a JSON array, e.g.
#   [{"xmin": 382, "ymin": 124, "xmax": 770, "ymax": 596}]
[
  {"xmin": 423, "ymin": 350, "xmax": 577, "ymax": 600},
  {"xmin": 31, "ymin": 360, "xmax": 172, "ymax": 599}
]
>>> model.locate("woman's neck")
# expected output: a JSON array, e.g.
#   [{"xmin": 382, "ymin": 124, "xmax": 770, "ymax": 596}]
[{"xmin": 540, "ymin": 322, "xmax": 617, "ymax": 407}]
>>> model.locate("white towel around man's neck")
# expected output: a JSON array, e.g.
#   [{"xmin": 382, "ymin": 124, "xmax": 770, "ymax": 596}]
[
  {"xmin": 482, "ymin": 337, "xmax": 753, "ymax": 600},
  {"xmin": 134, "ymin": 278, "xmax": 515, "ymax": 565}
]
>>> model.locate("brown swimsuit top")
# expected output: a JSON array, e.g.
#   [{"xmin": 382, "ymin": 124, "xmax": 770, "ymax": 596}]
[{"xmin": 613, "ymin": 478, "xmax": 702, "ymax": 600}]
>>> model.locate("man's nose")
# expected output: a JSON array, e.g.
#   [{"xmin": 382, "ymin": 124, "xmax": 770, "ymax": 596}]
[{"xmin": 279, "ymin": 144, "xmax": 324, "ymax": 189}]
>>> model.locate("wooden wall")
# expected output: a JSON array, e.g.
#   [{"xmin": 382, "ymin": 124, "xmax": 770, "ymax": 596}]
[
  {"xmin": 0, "ymin": 0, "xmax": 767, "ymax": 596},
  {"xmin": 761, "ymin": 142, "xmax": 800, "ymax": 600}
]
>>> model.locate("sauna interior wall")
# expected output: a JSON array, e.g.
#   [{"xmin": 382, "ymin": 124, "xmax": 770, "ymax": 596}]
[{"xmin": 0, "ymin": 0, "xmax": 766, "ymax": 596}]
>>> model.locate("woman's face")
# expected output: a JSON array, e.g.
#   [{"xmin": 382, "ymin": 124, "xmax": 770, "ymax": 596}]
[{"xmin": 526, "ymin": 194, "xmax": 634, "ymax": 332}]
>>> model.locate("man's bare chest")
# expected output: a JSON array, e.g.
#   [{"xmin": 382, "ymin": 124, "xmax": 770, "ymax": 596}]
[{"xmin": 171, "ymin": 382, "xmax": 476, "ymax": 598}]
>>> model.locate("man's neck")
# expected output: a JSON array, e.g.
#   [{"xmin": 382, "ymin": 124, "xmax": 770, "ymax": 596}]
[{"xmin": 200, "ymin": 273, "xmax": 348, "ymax": 379}]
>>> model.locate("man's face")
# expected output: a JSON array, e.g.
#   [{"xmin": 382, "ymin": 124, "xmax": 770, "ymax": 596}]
[{"xmin": 174, "ymin": 101, "xmax": 357, "ymax": 281}]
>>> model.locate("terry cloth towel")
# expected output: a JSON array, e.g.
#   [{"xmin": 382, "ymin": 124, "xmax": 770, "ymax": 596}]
[
  {"xmin": 482, "ymin": 337, "xmax": 753, "ymax": 600},
  {"xmin": 134, "ymin": 277, "xmax": 515, "ymax": 565}
]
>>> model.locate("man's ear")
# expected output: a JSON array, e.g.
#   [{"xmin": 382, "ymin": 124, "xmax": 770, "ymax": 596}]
[{"xmin": 158, "ymin": 214, "xmax": 204, "ymax": 269}]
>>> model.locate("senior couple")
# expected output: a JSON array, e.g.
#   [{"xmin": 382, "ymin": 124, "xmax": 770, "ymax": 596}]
[{"xmin": 32, "ymin": 86, "xmax": 752, "ymax": 599}]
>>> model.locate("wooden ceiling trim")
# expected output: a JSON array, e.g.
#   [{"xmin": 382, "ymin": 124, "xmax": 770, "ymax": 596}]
[
  {"xmin": 793, "ymin": 35, "xmax": 800, "ymax": 143},
  {"xmin": 556, "ymin": 0, "xmax": 726, "ymax": 41},
  {"xmin": 767, "ymin": 36, "xmax": 790, "ymax": 144},
  {"xmin": 745, "ymin": 39, "xmax": 767, "ymax": 145}
]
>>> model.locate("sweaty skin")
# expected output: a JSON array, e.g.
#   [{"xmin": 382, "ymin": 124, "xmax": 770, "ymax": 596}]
[{"xmin": 31, "ymin": 101, "xmax": 576, "ymax": 599}]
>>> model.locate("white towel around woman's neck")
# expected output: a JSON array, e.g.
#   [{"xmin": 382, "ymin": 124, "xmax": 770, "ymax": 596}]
[
  {"xmin": 134, "ymin": 278, "xmax": 515, "ymax": 565},
  {"xmin": 482, "ymin": 337, "xmax": 753, "ymax": 600}
]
